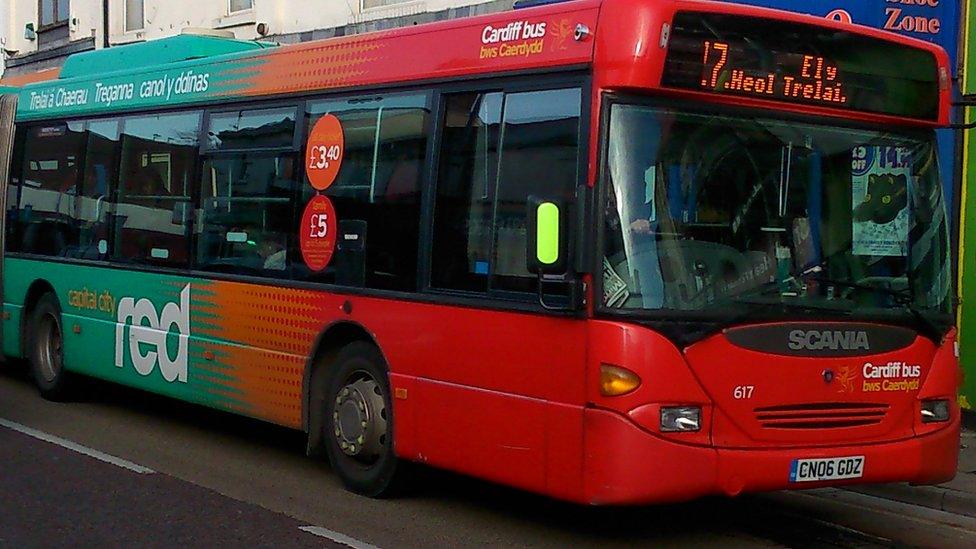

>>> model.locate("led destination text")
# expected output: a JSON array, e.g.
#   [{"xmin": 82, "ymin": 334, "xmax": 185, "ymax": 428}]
[{"xmin": 699, "ymin": 40, "xmax": 848, "ymax": 106}]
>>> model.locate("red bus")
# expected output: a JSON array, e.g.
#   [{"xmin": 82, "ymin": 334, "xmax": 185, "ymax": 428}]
[{"xmin": 0, "ymin": 0, "xmax": 961, "ymax": 504}]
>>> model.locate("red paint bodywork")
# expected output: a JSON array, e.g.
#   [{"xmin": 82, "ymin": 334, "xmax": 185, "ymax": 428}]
[
  {"xmin": 335, "ymin": 0, "xmax": 957, "ymax": 505},
  {"xmin": 290, "ymin": 0, "xmax": 956, "ymax": 504}
]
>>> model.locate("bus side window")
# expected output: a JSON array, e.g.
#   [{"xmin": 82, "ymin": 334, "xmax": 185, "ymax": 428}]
[
  {"xmin": 5, "ymin": 125, "xmax": 26, "ymax": 254},
  {"xmin": 115, "ymin": 111, "xmax": 201, "ymax": 267},
  {"xmin": 430, "ymin": 87, "xmax": 581, "ymax": 297},
  {"xmin": 296, "ymin": 93, "xmax": 429, "ymax": 291},
  {"xmin": 16, "ymin": 121, "xmax": 86, "ymax": 257},
  {"xmin": 197, "ymin": 106, "xmax": 298, "ymax": 276},
  {"xmin": 492, "ymin": 88, "xmax": 580, "ymax": 294},
  {"xmin": 78, "ymin": 119, "xmax": 121, "ymax": 260},
  {"xmin": 430, "ymin": 92, "xmax": 503, "ymax": 293}
]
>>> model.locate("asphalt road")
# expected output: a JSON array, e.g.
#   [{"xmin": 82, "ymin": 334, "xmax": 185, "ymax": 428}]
[{"xmin": 1, "ymin": 361, "xmax": 975, "ymax": 548}]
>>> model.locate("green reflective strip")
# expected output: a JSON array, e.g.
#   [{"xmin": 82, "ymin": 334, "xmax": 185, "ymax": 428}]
[{"xmin": 536, "ymin": 202, "xmax": 560, "ymax": 265}]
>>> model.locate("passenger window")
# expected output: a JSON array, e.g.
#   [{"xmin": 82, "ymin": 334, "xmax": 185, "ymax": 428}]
[
  {"xmin": 5, "ymin": 126, "xmax": 25, "ymax": 252},
  {"xmin": 297, "ymin": 93, "xmax": 429, "ymax": 290},
  {"xmin": 16, "ymin": 121, "xmax": 86, "ymax": 256},
  {"xmin": 207, "ymin": 107, "xmax": 297, "ymax": 150},
  {"xmin": 430, "ymin": 92, "xmax": 502, "ymax": 293},
  {"xmin": 116, "ymin": 112, "xmax": 200, "ymax": 266},
  {"xmin": 197, "ymin": 107, "xmax": 298, "ymax": 275},
  {"xmin": 77, "ymin": 119, "xmax": 120, "ymax": 260},
  {"xmin": 492, "ymin": 88, "xmax": 580, "ymax": 293},
  {"xmin": 199, "ymin": 153, "xmax": 298, "ymax": 274},
  {"xmin": 431, "ymin": 87, "xmax": 581, "ymax": 296}
]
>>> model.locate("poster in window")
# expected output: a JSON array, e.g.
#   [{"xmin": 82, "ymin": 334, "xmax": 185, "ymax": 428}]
[
  {"xmin": 306, "ymin": 114, "xmax": 344, "ymax": 191},
  {"xmin": 300, "ymin": 194, "xmax": 337, "ymax": 271},
  {"xmin": 851, "ymin": 146, "xmax": 910, "ymax": 257}
]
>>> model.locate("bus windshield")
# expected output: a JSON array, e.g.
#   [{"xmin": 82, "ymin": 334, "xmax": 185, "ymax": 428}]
[{"xmin": 601, "ymin": 103, "xmax": 951, "ymax": 329}]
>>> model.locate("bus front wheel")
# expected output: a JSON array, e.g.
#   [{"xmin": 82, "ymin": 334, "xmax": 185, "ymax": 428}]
[
  {"xmin": 323, "ymin": 341, "xmax": 405, "ymax": 497},
  {"xmin": 28, "ymin": 293, "xmax": 73, "ymax": 401}
]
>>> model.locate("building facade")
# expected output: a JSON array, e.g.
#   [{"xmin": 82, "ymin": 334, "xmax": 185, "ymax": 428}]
[{"xmin": 1, "ymin": 0, "xmax": 509, "ymax": 78}]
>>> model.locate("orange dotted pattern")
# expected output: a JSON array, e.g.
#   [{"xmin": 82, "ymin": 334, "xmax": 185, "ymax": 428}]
[
  {"xmin": 223, "ymin": 36, "xmax": 383, "ymax": 98},
  {"xmin": 192, "ymin": 281, "xmax": 334, "ymax": 428}
]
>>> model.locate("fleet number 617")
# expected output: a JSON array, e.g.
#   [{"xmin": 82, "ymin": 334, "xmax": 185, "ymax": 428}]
[{"xmin": 733, "ymin": 385, "xmax": 755, "ymax": 399}]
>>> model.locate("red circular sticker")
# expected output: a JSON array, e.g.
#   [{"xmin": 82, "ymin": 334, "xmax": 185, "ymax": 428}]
[
  {"xmin": 306, "ymin": 114, "xmax": 344, "ymax": 191},
  {"xmin": 300, "ymin": 195, "xmax": 337, "ymax": 272}
]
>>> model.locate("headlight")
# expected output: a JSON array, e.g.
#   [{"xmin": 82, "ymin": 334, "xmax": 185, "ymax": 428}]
[
  {"xmin": 920, "ymin": 399, "xmax": 950, "ymax": 423},
  {"xmin": 660, "ymin": 406, "xmax": 701, "ymax": 432}
]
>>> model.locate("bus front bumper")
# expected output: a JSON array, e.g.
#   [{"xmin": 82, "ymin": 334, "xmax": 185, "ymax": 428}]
[{"xmin": 582, "ymin": 407, "xmax": 960, "ymax": 505}]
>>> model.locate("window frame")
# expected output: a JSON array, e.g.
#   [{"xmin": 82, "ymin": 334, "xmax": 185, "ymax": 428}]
[
  {"xmin": 422, "ymin": 75, "xmax": 590, "ymax": 304},
  {"xmin": 301, "ymin": 90, "xmax": 433, "ymax": 291},
  {"xmin": 111, "ymin": 109, "xmax": 204, "ymax": 268},
  {"xmin": 228, "ymin": 0, "xmax": 254, "ymax": 14},
  {"xmin": 124, "ymin": 0, "xmax": 145, "ymax": 32},
  {"xmin": 360, "ymin": 0, "xmax": 415, "ymax": 11},
  {"xmin": 12, "ymin": 120, "xmax": 87, "ymax": 257},
  {"xmin": 37, "ymin": 0, "xmax": 69, "ymax": 31},
  {"xmin": 197, "ymin": 100, "xmax": 303, "ymax": 276},
  {"xmin": 76, "ymin": 117, "xmax": 122, "ymax": 261},
  {"xmin": 203, "ymin": 103, "xmax": 303, "ymax": 154}
]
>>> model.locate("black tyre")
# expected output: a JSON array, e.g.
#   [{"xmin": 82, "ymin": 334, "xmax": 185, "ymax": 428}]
[
  {"xmin": 323, "ymin": 341, "xmax": 405, "ymax": 497},
  {"xmin": 28, "ymin": 292, "xmax": 73, "ymax": 401}
]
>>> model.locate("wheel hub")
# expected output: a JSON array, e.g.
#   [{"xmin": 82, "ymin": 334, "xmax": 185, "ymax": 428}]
[{"xmin": 333, "ymin": 377, "xmax": 387, "ymax": 461}]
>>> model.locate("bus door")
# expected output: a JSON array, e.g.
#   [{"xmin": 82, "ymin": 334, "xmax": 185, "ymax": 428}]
[{"xmin": 0, "ymin": 93, "xmax": 17, "ymax": 341}]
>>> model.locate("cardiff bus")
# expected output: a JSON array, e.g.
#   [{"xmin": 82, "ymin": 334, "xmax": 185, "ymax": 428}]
[{"xmin": 0, "ymin": 0, "xmax": 962, "ymax": 504}]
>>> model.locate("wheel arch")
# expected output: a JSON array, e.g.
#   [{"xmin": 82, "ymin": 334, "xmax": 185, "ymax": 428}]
[
  {"xmin": 20, "ymin": 278, "xmax": 56, "ymax": 357},
  {"xmin": 302, "ymin": 320, "xmax": 386, "ymax": 452}
]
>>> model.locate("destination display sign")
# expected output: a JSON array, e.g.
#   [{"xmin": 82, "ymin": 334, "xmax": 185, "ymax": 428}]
[
  {"xmin": 697, "ymin": 40, "xmax": 848, "ymax": 106},
  {"xmin": 662, "ymin": 12, "xmax": 940, "ymax": 120}
]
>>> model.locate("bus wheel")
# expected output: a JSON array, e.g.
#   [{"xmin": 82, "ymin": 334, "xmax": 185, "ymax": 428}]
[
  {"xmin": 324, "ymin": 341, "xmax": 404, "ymax": 497},
  {"xmin": 28, "ymin": 293, "xmax": 73, "ymax": 401}
]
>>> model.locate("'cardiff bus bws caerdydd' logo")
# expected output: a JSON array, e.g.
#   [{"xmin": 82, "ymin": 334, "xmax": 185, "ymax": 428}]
[{"xmin": 114, "ymin": 284, "xmax": 190, "ymax": 383}]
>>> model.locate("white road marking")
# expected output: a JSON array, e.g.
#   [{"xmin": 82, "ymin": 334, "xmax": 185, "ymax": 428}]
[
  {"xmin": 0, "ymin": 418, "xmax": 155, "ymax": 474},
  {"xmin": 299, "ymin": 526, "xmax": 380, "ymax": 549}
]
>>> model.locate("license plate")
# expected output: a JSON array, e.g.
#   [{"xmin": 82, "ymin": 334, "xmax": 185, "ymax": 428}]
[{"xmin": 789, "ymin": 456, "xmax": 864, "ymax": 483}]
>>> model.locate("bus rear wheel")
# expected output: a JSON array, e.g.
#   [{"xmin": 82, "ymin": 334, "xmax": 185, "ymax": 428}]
[
  {"xmin": 28, "ymin": 293, "xmax": 73, "ymax": 401},
  {"xmin": 323, "ymin": 341, "xmax": 405, "ymax": 497}
]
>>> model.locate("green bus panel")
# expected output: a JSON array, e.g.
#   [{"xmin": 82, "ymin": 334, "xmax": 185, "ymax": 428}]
[{"xmin": 3, "ymin": 258, "xmax": 308, "ymax": 428}]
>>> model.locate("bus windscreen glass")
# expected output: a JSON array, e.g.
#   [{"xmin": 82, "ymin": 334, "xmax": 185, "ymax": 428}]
[{"xmin": 661, "ymin": 12, "xmax": 940, "ymax": 120}]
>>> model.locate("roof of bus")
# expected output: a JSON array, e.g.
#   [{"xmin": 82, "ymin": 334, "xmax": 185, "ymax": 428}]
[
  {"xmin": 11, "ymin": 0, "xmax": 950, "ymax": 122},
  {"xmin": 58, "ymin": 33, "xmax": 276, "ymax": 80}
]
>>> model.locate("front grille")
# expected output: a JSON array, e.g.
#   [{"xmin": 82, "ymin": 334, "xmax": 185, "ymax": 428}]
[{"xmin": 753, "ymin": 402, "xmax": 889, "ymax": 429}]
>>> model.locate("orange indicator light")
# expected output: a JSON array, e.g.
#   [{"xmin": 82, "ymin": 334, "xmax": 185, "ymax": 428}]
[{"xmin": 600, "ymin": 364, "xmax": 641, "ymax": 396}]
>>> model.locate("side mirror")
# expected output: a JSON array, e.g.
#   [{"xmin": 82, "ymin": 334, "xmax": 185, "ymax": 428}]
[{"xmin": 526, "ymin": 196, "xmax": 567, "ymax": 275}]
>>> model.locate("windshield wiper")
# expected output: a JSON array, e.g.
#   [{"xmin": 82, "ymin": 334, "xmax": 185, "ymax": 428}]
[
  {"xmin": 805, "ymin": 276, "xmax": 908, "ymax": 301},
  {"xmin": 805, "ymin": 276, "xmax": 941, "ymax": 338},
  {"xmin": 726, "ymin": 275, "xmax": 940, "ymax": 337},
  {"xmin": 719, "ymin": 296, "xmax": 852, "ymax": 330}
]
